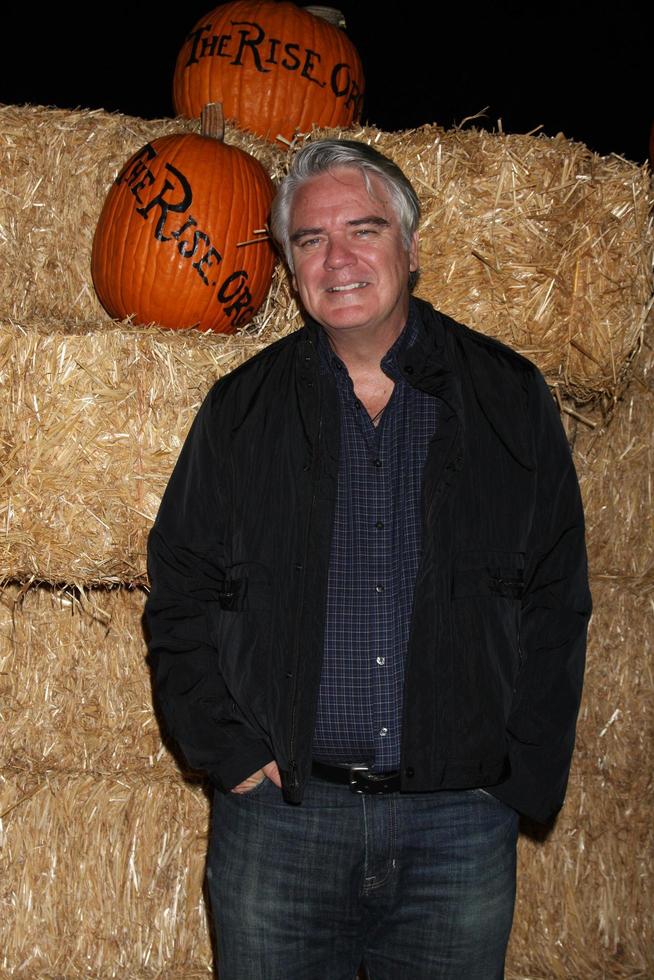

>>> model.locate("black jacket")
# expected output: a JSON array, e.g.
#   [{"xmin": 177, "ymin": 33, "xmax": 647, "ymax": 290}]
[{"xmin": 146, "ymin": 298, "xmax": 591, "ymax": 823}]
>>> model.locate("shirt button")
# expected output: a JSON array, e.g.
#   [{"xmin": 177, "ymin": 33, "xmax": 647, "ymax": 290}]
[
  {"xmin": 373, "ymin": 459, "xmax": 382, "ymax": 468},
  {"xmin": 405, "ymin": 767, "xmax": 415, "ymax": 778},
  {"xmin": 379, "ymin": 728, "xmax": 388, "ymax": 737},
  {"xmin": 375, "ymin": 520, "xmax": 384, "ymax": 529},
  {"xmin": 376, "ymin": 657, "xmax": 385, "ymax": 666},
  {"xmin": 375, "ymin": 584, "xmax": 384, "ymax": 593}
]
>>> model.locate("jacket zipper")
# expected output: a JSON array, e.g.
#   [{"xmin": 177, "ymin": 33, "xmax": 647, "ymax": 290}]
[
  {"xmin": 514, "ymin": 608, "xmax": 525, "ymax": 693},
  {"xmin": 287, "ymin": 345, "xmax": 322, "ymax": 792}
]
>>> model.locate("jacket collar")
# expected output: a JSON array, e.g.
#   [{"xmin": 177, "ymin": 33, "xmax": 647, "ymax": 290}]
[
  {"xmin": 296, "ymin": 296, "xmax": 533, "ymax": 470},
  {"xmin": 398, "ymin": 297, "xmax": 464, "ymax": 422},
  {"xmin": 407, "ymin": 298, "xmax": 533, "ymax": 469}
]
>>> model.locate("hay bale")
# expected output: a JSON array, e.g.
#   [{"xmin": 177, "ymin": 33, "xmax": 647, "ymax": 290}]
[
  {"xmin": 0, "ymin": 318, "xmax": 298, "ymax": 585},
  {"xmin": 507, "ymin": 584, "xmax": 653, "ymax": 980},
  {"xmin": 1, "ymin": 105, "xmax": 651, "ymax": 406},
  {"xmin": 575, "ymin": 333, "xmax": 654, "ymax": 590},
  {"xmin": 0, "ymin": 585, "xmax": 210, "ymax": 977},
  {"xmin": 0, "ymin": 584, "xmax": 174, "ymax": 777},
  {"xmin": 0, "ymin": 309, "xmax": 651, "ymax": 588},
  {"xmin": 0, "ymin": 771, "xmax": 212, "ymax": 978},
  {"xmin": 505, "ymin": 336, "xmax": 654, "ymax": 979}
]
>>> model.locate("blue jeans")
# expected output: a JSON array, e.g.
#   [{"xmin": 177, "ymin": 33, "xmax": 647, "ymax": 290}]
[{"xmin": 206, "ymin": 776, "xmax": 519, "ymax": 979}]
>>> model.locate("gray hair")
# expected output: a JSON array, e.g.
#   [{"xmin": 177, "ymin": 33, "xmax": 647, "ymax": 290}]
[{"xmin": 270, "ymin": 139, "xmax": 421, "ymax": 281}]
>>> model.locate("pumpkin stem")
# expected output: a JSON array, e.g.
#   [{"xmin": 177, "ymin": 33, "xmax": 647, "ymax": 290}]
[
  {"xmin": 305, "ymin": 6, "xmax": 347, "ymax": 29},
  {"xmin": 201, "ymin": 103, "xmax": 225, "ymax": 142}
]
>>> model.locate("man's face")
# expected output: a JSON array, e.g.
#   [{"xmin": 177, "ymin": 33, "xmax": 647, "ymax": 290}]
[{"xmin": 288, "ymin": 167, "xmax": 418, "ymax": 341}]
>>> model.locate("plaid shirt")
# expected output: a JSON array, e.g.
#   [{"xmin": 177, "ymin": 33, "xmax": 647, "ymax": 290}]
[{"xmin": 313, "ymin": 306, "xmax": 441, "ymax": 771}]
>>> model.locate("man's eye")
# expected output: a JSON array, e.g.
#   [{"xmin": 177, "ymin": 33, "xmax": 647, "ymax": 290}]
[
  {"xmin": 356, "ymin": 228, "xmax": 375, "ymax": 237},
  {"xmin": 300, "ymin": 237, "xmax": 320, "ymax": 248}
]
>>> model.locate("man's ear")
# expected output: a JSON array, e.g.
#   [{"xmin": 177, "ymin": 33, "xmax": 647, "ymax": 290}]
[{"xmin": 409, "ymin": 231, "xmax": 420, "ymax": 272}]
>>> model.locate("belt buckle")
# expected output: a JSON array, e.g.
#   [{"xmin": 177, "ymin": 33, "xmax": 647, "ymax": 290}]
[
  {"xmin": 348, "ymin": 764, "xmax": 395, "ymax": 795},
  {"xmin": 348, "ymin": 764, "xmax": 372, "ymax": 794}
]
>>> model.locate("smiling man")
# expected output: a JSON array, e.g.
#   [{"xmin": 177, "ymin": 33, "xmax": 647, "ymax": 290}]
[
  {"xmin": 289, "ymin": 166, "xmax": 417, "ymax": 335},
  {"xmin": 146, "ymin": 140, "xmax": 591, "ymax": 979}
]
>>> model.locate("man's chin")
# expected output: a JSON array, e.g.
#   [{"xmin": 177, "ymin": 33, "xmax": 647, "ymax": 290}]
[{"xmin": 317, "ymin": 312, "xmax": 373, "ymax": 334}]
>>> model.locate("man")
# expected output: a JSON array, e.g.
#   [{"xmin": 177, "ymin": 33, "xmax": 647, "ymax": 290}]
[{"xmin": 146, "ymin": 140, "xmax": 591, "ymax": 979}]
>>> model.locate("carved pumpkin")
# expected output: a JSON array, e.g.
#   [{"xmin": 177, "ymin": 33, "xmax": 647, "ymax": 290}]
[
  {"xmin": 173, "ymin": 1, "xmax": 364, "ymax": 143},
  {"xmin": 92, "ymin": 106, "xmax": 276, "ymax": 333}
]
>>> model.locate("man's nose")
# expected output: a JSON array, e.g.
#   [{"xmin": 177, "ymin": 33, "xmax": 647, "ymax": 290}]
[{"xmin": 324, "ymin": 236, "xmax": 356, "ymax": 269}]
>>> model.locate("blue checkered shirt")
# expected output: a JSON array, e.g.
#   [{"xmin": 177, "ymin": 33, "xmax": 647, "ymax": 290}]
[{"xmin": 312, "ymin": 307, "xmax": 441, "ymax": 771}]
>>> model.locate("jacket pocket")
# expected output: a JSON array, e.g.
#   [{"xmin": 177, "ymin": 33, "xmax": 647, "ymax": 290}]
[
  {"xmin": 215, "ymin": 561, "xmax": 272, "ymax": 613},
  {"xmin": 208, "ymin": 563, "xmax": 273, "ymax": 738},
  {"xmin": 449, "ymin": 550, "xmax": 526, "ymax": 746},
  {"xmin": 452, "ymin": 550, "xmax": 525, "ymax": 599}
]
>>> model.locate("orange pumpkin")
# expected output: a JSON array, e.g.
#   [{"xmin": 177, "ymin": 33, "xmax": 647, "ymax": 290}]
[
  {"xmin": 173, "ymin": 1, "xmax": 364, "ymax": 143},
  {"xmin": 92, "ymin": 106, "xmax": 276, "ymax": 333}
]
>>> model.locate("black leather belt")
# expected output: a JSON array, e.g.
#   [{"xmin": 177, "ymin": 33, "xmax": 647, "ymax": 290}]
[{"xmin": 312, "ymin": 761, "xmax": 401, "ymax": 794}]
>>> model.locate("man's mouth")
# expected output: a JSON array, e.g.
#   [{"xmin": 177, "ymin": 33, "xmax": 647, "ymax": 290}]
[{"xmin": 327, "ymin": 282, "xmax": 368, "ymax": 293}]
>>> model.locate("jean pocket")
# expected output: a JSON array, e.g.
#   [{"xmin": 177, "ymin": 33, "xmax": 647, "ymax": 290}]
[
  {"xmin": 471, "ymin": 787, "xmax": 496, "ymax": 801},
  {"xmin": 232, "ymin": 774, "xmax": 272, "ymax": 799}
]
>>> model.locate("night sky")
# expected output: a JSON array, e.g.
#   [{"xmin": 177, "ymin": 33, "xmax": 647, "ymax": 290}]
[{"xmin": 3, "ymin": 3, "xmax": 650, "ymax": 164}]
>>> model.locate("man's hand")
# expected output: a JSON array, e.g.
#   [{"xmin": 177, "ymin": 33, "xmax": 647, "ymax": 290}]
[{"xmin": 230, "ymin": 760, "xmax": 282, "ymax": 794}]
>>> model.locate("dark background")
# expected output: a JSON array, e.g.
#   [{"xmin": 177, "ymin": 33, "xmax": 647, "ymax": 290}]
[{"xmin": 3, "ymin": 2, "xmax": 650, "ymax": 163}]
